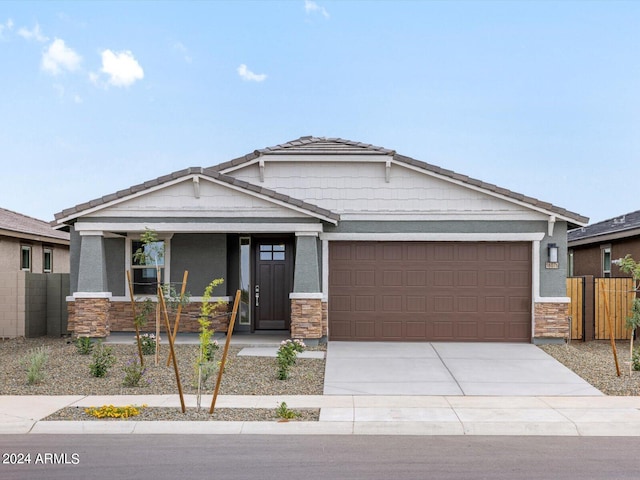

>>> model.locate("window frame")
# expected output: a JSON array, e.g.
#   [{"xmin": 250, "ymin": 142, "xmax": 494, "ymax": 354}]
[
  {"xmin": 601, "ymin": 246, "xmax": 612, "ymax": 278},
  {"xmin": 43, "ymin": 247, "xmax": 53, "ymax": 273},
  {"xmin": 127, "ymin": 237, "xmax": 170, "ymax": 296},
  {"xmin": 20, "ymin": 245, "xmax": 31, "ymax": 272}
]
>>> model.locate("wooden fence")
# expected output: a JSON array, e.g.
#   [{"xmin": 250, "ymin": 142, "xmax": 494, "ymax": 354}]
[
  {"xmin": 566, "ymin": 277, "xmax": 635, "ymax": 341},
  {"xmin": 566, "ymin": 277, "xmax": 584, "ymax": 340},
  {"xmin": 594, "ymin": 277, "xmax": 634, "ymax": 340}
]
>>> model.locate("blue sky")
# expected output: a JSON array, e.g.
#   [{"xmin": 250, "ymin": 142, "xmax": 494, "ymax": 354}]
[{"xmin": 1, "ymin": 1, "xmax": 638, "ymax": 225}]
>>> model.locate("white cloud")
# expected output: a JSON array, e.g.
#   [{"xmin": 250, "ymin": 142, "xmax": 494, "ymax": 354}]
[
  {"xmin": 237, "ymin": 64, "xmax": 267, "ymax": 82},
  {"xmin": 99, "ymin": 49, "xmax": 144, "ymax": 87},
  {"xmin": 18, "ymin": 23, "xmax": 48, "ymax": 42},
  {"xmin": 0, "ymin": 18, "xmax": 14, "ymax": 38},
  {"xmin": 73, "ymin": 94, "xmax": 82, "ymax": 104},
  {"xmin": 172, "ymin": 41, "xmax": 192, "ymax": 63},
  {"xmin": 41, "ymin": 38, "xmax": 82, "ymax": 75},
  {"xmin": 304, "ymin": 0, "xmax": 330, "ymax": 19}
]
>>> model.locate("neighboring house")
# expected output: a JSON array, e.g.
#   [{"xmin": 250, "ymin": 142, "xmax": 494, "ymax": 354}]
[
  {"xmin": 568, "ymin": 210, "xmax": 640, "ymax": 278},
  {"xmin": 54, "ymin": 136, "xmax": 587, "ymax": 344},
  {"xmin": 0, "ymin": 207, "xmax": 70, "ymax": 338}
]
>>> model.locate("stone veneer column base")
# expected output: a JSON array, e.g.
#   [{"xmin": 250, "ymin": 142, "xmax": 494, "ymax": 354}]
[
  {"xmin": 533, "ymin": 301, "xmax": 569, "ymax": 343},
  {"xmin": 71, "ymin": 297, "xmax": 111, "ymax": 338},
  {"xmin": 290, "ymin": 298, "xmax": 323, "ymax": 340}
]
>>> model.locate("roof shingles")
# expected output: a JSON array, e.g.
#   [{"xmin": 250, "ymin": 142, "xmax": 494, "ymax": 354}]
[{"xmin": 54, "ymin": 136, "xmax": 587, "ymax": 226}]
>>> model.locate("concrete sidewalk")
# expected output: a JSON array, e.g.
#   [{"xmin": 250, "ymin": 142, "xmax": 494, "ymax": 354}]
[{"xmin": 2, "ymin": 394, "xmax": 640, "ymax": 436}]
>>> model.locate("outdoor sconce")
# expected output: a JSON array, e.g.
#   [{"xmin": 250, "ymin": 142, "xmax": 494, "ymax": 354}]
[{"xmin": 546, "ymin": 243, "xmax": 559, "ymax": 269}]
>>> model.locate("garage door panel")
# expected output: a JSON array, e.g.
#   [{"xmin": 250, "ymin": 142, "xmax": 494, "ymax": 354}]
[{"xmin": 329, "ymin": 241, "xmax": 532, "ymax": 342}]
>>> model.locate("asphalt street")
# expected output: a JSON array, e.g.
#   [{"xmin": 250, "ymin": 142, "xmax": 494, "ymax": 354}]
[{"xmin": 1, "ymin": 435, "xmax": 638, "ymax": 480}]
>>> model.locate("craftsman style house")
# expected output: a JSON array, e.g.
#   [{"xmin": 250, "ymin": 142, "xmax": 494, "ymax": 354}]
[{"xmin": 54, "ymin": 137, "xmax": 587, "ymax": 343}]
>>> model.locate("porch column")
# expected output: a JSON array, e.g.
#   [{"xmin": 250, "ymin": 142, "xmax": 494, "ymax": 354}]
[
  {"xmin": 72, "ymin": 232, "xmax": 111, "ymax": 338},
  {"xmin": 290, "ymin": 233, "xmax": 324, "ymax": 343}
]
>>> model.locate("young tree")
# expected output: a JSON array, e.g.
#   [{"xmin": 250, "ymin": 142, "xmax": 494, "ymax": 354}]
[
  {"xmin": 133, "ymin": 228, "xmax": 164, "ymax": 366},
  {"xmin": 613, "ymin": 254, "xmax": 640, "ymax": 375}
]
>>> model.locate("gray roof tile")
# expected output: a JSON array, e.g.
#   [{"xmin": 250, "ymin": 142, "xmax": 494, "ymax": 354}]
[
  {"xmin": 0, "ymin": 207, "xmax": 69, "ymax": 242},
  {"xmin": 568, "ymin": 210, "xmax": 640, "ymax": 243},
  {"xmin": 54, "ymin": 136, "xmax": 586, "ymax": 226}
]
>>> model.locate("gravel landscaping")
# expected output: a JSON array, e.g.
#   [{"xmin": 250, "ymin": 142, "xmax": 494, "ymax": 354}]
[
  {"xmin": 540, "ymin": 340, "xmax": 640, "ymax": 396},
  {"xmin": 2, "ymin": 336, "xmax": 639, "ymax": 422},
  {"xmin": 0, "ymin": 336, "xmax": 325, "ymax": 421}
]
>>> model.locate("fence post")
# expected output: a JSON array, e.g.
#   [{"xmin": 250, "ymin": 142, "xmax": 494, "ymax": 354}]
[{"xmin": 583, "ymin": 275, "xmax": 595, "ymax": 341}]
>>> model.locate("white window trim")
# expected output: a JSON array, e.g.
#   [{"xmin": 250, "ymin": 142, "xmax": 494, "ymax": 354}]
[
  {"xmin": 601, "ymin": 245, "xmax": 612, "ymax": 278},
  {"xmin": 43, "ymin": 247, "xmax": 53, "ymax": 273},
  {"xmin": 125, "ymin": 234, "xmax": 172, "ymax": 296},
  {"xmin": 20, "ymin": 245, "xmax": 31, "ymax": 272}
]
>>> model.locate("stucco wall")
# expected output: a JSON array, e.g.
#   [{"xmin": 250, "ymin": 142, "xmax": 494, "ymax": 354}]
[
  {"xmin": 170, "ymin": 233, "xmax": 227, "ymax": 296},
  {"xmin": 0, "ymin": 271, "xmax": 25, "ymax": 338},
  {"xmin": 571, "ymin": 235, "xmax": 640, "ymax": 278}
]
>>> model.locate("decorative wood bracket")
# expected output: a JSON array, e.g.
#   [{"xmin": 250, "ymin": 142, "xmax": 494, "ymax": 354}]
[
  {"xmin": 259, "ymin": 159, "xmax": 265, "ymax": 182},
  {"xmin": 192, "ymin": 176, "xmax": 200, "ymax": 199},
  {"xmin": 385, "ymin": 160, "xmax": 391, "ymax": 183}
]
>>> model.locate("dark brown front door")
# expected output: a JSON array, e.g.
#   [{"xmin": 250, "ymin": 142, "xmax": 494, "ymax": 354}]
[{"xmin": 254, "ymin": 238, "xmax": 293, "ymax": 330}]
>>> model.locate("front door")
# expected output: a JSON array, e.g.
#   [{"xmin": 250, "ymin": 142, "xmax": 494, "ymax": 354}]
[{"xmin": 254, "ymin": 238, "xmax": 293, "ymax": 330}]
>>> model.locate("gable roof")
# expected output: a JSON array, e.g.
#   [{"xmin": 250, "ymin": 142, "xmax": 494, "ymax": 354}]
[
  {"xmin": 568, "ymin": 209, "xmax": 640, "ymax": 246},
  {"xmin": 54, "ymin": 167, "xmax": 340, "ymax": 225},
  {"xmin": 215, "ymin": 136, "xmax": 588, "ymax": 226},
  {"xmin": 54, "ymin": 136, "xmax": 588, "ymax": 227},
  {"xmin": 0, "ymin": 207, "xmax": 70, "ymax": 244}
]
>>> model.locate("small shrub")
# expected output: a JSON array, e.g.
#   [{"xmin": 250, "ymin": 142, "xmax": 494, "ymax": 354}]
[
  {"xmin": 74, "ymin": 336, "xmax": 94, "ymax": 355},
  {"xmin": 204, "ymin": 339, "xmax": 219, "ymax": 362},
  {"xmin": 139, "ymin": 333, "xmax": 158, "ymax": 356},
  {"xmin": 275, "ymin": 401, "xmax": 299, "ymax": 419},
  {"xmin": 89, "ymin": 343, "xmax": 116, "ymax": 378},
  {"xmin": 276, "ymin": 339, "xmax": 306, "ymax": 380},
  {"xmin": 122, "ymin": 357, "xmax": 147, "ymax": 387},
  {"xmin": 84, "ymin": 404, "xmax": 147, "ymax": 419},
  {"xmin": 633, "ymin": 347, "xmax": 640, "ymax": 372},
  {"xmin": 25, "ymin": 346, "xmax": 49, "ymax": 385}
]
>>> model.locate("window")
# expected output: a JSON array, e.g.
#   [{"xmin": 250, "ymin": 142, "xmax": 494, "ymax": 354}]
[
  {"xmin": 239, "ymin": 237, "xmax": 251, "ymax": 326},
  {"xmin": 21, "ymin": 245, "xmax": 31, "ymax": 271},
  {"xmin": 43, "ymin": 248, "xmax": 53, "ymax": 273},
  {"xmin": 131, "ymin": 240, "xmax": 165, "ymax": 294},
  {"xmin": 259, "ymin": 244, "xmax": 285, "ymax": 261},
  {"xmin": 602, "ymin": 247, "xmax": 611, "ymax": 278}
]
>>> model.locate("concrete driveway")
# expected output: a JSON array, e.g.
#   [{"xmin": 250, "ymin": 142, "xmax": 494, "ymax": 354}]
[{"xmin": 323, "ymin": 342, "xmax": 602, "ymax": 396}]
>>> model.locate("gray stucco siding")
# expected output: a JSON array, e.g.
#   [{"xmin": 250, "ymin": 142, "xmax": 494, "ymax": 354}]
[
  {"xmin": 170, "ymin": 233, "xmax": 227, "ymax": 297},
  {"xmin": 105, "ymin": 238, "xmax": 126, "ymax": 297},
  {"xmin": 69, "ymin": 226, "xmax": 80, "ymax": 294},
  {"xmin": 540, "ymin": 221, "xmax": 568, "ymax": 298},
  {"xmin": 324, "ymin": 220, "xmax": 550, "ymax": 234}
]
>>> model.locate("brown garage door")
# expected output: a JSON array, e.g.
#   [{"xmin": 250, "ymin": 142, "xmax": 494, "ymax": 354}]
[{"xmin": 328, "ymin": 241, "xmax": 531, "ymax": 342}]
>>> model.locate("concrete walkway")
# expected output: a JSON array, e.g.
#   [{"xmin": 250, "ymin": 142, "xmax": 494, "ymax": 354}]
[
  {"xmin": 323, "ymin": 342, "xmax": 602, "ymax": 396},
  {"xmin": 1, "ymin": 394, "xmax": 640, "ymax": 436}
]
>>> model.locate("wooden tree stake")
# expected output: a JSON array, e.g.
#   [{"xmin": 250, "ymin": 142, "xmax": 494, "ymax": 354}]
[
  {"xmin": 209, "ymin": 289, "xmax": 241, "ymax": 414},
  {"xmin": 601, "ymin": 285, "xmax": 621, "ymax": 377},
  {"xmin": 126, "ymin": 270, "xmax": 144, "ymax": 366},
  {"xmin": 166, "ymin": 270, "xmax": 189, "ymax": 367},
  {"xmin": 159, "ymin": 286, "xmax": 186, "ymax": 413}
]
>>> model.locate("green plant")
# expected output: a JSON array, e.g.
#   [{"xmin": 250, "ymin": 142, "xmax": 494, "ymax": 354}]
[
  {"xmin": 633, "ymin": 347, "xmax": 640, "ymax": 372},
  {"xmin": 25, "ymin": 346, "xmax": 49, "ymax": 385},
  {"xmin": 275, "ymin": 401, "xmax": 299, "ymax": 419},
  {"xmin": 89, "ymin": 343, "xmax": 116, "ymax": 378},
  {"xmin": 74, "ymin": 336, "xmax": 94, "ymax": 355},
  {"xmin": 122, "ymin": 357, "xmax": 147, "ymax": 387},
  {"xmin": 84, "ymin": 404, "xmax": 147, "ymax": 419},
  {"xmin": 133, "ymin": 298, "xmax": 155, "ymax": 329},
  {"xmin": 194, "ymin": 278, "xmax": 224, "ymax": 409},
  {"xmin": 276, "ymin": 339, "xmax": 306, "ymax": 380},
  {"xmin": 613, "ymin": 254, "xmax": 640, "ymax": 375},
  {"xmin": 138, "ymin": 333, "xmax": 158, "ymax": 355}
]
